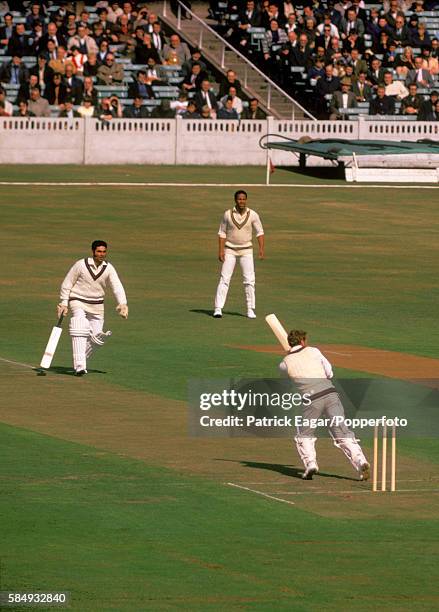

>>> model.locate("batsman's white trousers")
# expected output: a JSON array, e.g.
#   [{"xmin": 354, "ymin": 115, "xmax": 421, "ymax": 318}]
[
  {"xmin": 70, "ymin": 305, "xmax": 104, "ymax": 371},
  {"xmin": 215, "ymin": 252, "xmax": 255, "ymax": 310}
]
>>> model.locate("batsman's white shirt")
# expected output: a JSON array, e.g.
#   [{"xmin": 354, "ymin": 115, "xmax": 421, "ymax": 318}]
[
  {"xmin": 218, "ymin": 207, "xmax": 264, "ymax": 254},
  {"xmin": 60, "ymin": 258, "xmax": 127, "ymax": 315}
]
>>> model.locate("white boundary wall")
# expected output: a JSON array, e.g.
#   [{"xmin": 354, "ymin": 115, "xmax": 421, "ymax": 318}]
[{"xmin": 0, "ymin": 116, "xmax": 438, "ymax": 165}]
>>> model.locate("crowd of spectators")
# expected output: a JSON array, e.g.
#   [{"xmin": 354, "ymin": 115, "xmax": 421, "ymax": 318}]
[
  {"xmin": 0, "ymin": 1, "xmax": 266, "ymax": 120},
  {"xmin": 210, "ymin": 0, "xmax": 439, "ymax": 119}
]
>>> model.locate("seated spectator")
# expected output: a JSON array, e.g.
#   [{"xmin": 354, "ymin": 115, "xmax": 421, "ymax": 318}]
[
  {"xmin": 82, "ymin": 76, "xmax": 98, "ymax": 106},
  {"xmin": 384, "ymin": 70, "xmax": 409, "ymax": 99},
  {"xmin": 26, "ymin": 2, "xmax": 45, "ymax": 31},
  {"xmin": 16, "ymin": 74, "xmax": 39, "ymax": 104},
  {"xmin": 220, "ymin": 86, "xmax": 243, "ymax": 116},
  {"xmin": 96, "ymin": 7, "xmax": 115, "ymax": 38},
  {"xmin": 113, "ymin": 14, "xmax": 133, "ymax": 45},
  {"xmin": 38, "ymin": 21, "xmax": 66, "ymax": 55},
  {"xmin": 261, "ymin": 3, "xmax": 285, "ymax": 29},
  {"xmin": 123, "ymin": 95, "xmax": 150, "ymax": 118},
  {"xmin": 200, "ymin": 104, "xmax": 213, "ymax": 119},
  {"xmin": 316, "ymin": 64, "xmax": 341, "ymax": 117},
  {"xmin": 400, "ymin": 83, "xmax": 422, "ymax": 115},
  {"xmin": 0, "ymin": 54, "xmax": 29, "ymax": 86},
  {"xmin": 432, "ymin": 38, "xmax": 439, "ymax": 59},
  {"xmin": 68, "ymin": 24, "xmax": 98, "ymax": 56},
  {"xmin": 348, "ymin": 48, "xmax": 367, "ymax": 77},
  {"xmin": 406, "ymin": 56, "xmax": 434, "ymax": 88},
  {"xmin": 352, "ymin": 71, "xmax": 373, "ymax": 102},
  {"xmin": 97, "ymin": 53, "xmax": 124, "ymax": 85},
  {"xmin": 316, "ymin": 13, "xmax": 340, "ymax": 39},
  {"xmin": 46, "ymin": 73, "xmax": 68, "ymax": 106},
  {"xmin": 150, "ymin": 100, "xmax": 175, "ymax": 118},
  {"xmin": 135, "ymin": 33, "xmax": 161, "ymax": 65},
  {"xmin": 128, "ymin": 70, "xmax": 154, "ymax": 100},
  {"xmin": 194, "ymin": 79, "xmax": 218, "ymax": 113},
  {"xmin": 418, "ymin": 90, "xmax": 439, "ymax": 120},
  {"xmin": 145, "ymin": 58, "xmax": 167, "ymax": 85},
  {"xmin": 170, "ymin": 92, "xmax": 189, "ymax": 116},
  {"xmin": 58, "ymin": 98, "xmax": 80, "ymax": 118},
  {"xmin": 230, "ymin": 0, "xmax": 262, "ymax": 50},
  {"xmin": 108, "ymin": 95, "xmax": 123, "ymax": 118},
  {"xmin": 369, "ymin": 84, "xmax": 395, "ymax": 115},
  {"xmin": 181, "ymin": 62, "xmax": 208, "ymax": 93},
  {"xmin": 0, "ymin": 86, "xmax": 13, "ymax": 115},
  {"xmin": 83, "ymin": 53, "xmax": 99, "ymax": 77},
  {"xmin": 64, "ymin": 64, "xmax": 83, "ymax": 105},
  {"xmin": 340, "ymin": 7, "xmax": 365, "ymax": 39},
  {"xmin": 392, "ymin": 14, "xmax": 410, "ymax": 47},
  {"xmin": 367, "ymin": 57, "xmax": 386, "ymax": 90},
  {"xmin": 217, "ymin": 96, "xmax": 239, "ymax": 119},
  {"xmin": 410, "ymin": 22, "xmax": 431, "ymax": 48},
  {"xmin": 329, "ymin": 77, "xmax": 358, "ymax": 119},
  {"xmin": 182, "ymin": 47, "xmax": 207, "ymax": 78},
  {"xmin": 307, "ymin": 57, "xmax": 326, "ymax": 81},
  {"xmin": 395, "ymin": 46, "xmax": 416, "ymax": 78},
  {"xmin": 0, "ymin": 13, "xmax": 14, "ymax": 50},
  {"xmin": 218, "ymin": 70, "xmax": 243, "ymax": 98},
  {"xmin": 77, "ymin": 96, "xmax": 95, "ymax": 118},
  {"xmin": 241, "ymin": 98, "xmax": 265, "ymax": 119},
  {"xmin": 162, "ymin": 34, "xmax": 191, "ymax": 65},
  {"xmin": 28, "ymin": 87, "xmax": 50, "ymax": 117},
  {"xmin": 8, "ymin": 23, "xmax": 33, "ymax": 56},
  {"xmin": 151, "ymin": 21, "xmax": 166, "ymax": 54},
  {"xmin": 290, "ymin": 33, "xmax": 312, "ymax": 68},
  {"xmin": 343, "ymin": 28, "xmax": 365, "ymax": 55},
  {"xmin": 97, "ymin": 40, "xmax": 110, "ymax": 65},
  {"xmin": 182, "ymin": 100, "xmax": 201, "ymax": 119},
  {"xmin": 95, "ymin": 98, "xmax": 117, "ymax": 121},
  {"xmin": 49, "ymin": 47, "xmax": 72, "ymax": 76},
  {"xmin": 13, "ymin": 99, "xmax": 35, "ymax": 117},
  {"xmin": 69, "ymin": 46, "xmax": 88, "ymax": 76},
  {"xmin": 382, "ymin": 40, "xmax": 398, "ymax": 70},
  {"xmin": 421, "ymin": 47, "xmax": 439, "ymax": 76},
  {"xmin": 107, "ymin": 2, "xmax": 124, "ymax": 24},
  {"xmin": 326, "ymin": 36, "xmax": 344, "ymax": 65},
  {"xmin": 30, "ymin": 55, "xmax": 54, "ymax": 91}
]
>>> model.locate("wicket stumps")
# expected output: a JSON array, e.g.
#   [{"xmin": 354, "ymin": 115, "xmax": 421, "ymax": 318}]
[{"xmin": 372, "ymin": 423, "xmax": 396, "ymax": 492}]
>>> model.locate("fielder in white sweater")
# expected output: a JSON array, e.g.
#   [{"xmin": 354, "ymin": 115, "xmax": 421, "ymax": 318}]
[
  {"xmin": 213, "ymin": 190, "xmax": 264, "ymax": 319},
  {"xmin": 57, "ymin": 240, "xmax": 128, "ymax": 376}
]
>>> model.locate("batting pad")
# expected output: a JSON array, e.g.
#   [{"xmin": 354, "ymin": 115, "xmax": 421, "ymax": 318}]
[{"xmin": 69, "ymin": 316, "xmax": 90, "ymax": 337}]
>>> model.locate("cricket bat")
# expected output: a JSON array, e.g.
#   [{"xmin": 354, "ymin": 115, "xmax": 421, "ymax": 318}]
[
  {"xmin": 265, "ymin": 313, "xmax": 290, "ymax": 352},
  {"xmin": 40, "ymin": 313, "xmax": 65, "ymax": 369}
]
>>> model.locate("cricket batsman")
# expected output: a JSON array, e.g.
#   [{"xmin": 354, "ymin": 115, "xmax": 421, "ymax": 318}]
[
  {"xmin": 280, "ymin": 329, "xmax": 370, "ymax": 480},
  {"xmin": 57, "ymin": 240, "xmax": 128, "ymax": 376}
]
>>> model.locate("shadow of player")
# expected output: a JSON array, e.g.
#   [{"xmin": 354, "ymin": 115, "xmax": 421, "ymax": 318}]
[
  {"xmin": 35, "ymin": 366, "xmax": 107, "ymax": 377},
  {"xmin": 190, "ymin": 309, "xmax": 246, "ymax": 318},
  {"xmin": 215, "ymin": 458, "xmax": 358, "ymax": 481}
]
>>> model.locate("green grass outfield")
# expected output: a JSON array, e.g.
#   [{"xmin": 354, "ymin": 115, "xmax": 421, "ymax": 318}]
[{"xmin": 0, "ymin": 166, "xmax": 438, "ymax": 611}]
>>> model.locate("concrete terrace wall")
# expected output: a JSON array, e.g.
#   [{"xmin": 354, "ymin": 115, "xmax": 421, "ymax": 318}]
[{"xmin": 0, "ymin": 117, "xmax": 438, "ymax": 165}]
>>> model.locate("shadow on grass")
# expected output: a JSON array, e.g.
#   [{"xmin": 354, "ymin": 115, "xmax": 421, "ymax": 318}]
[
  {"xmin": 215, "ymin": 458, "xmax": 358, "ymax": 481},
  {"xmin": 190, "ymin": 309, "xmax": 246, "ymax": 318},
  {"xmin": 34, "ymin": 366, "xmax": 107, "ymax": 377}
]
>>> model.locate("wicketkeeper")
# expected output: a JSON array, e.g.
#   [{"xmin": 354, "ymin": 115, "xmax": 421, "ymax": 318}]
[
  {"xmin": 57, "ymin": 240, "xmax": 128, "ymax": 376},
  {"xmin": 280, "ymin": 329, "xmax": 370, "ymax": 480}
]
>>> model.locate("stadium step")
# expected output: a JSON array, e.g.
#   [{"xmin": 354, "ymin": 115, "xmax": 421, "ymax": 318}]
[{"xmin": 152, "ymin": 1, "xmax": 312, "ymax": 119}]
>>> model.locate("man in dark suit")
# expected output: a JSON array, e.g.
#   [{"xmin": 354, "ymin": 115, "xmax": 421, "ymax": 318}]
[
  {"xmin": 0, "ymin": 13, "xmax": 14, "ymax": 49},
  {"xmin": 30, "ymin": 55, "xmax": 54, "ymax": 89},
  {"xmin": 37, "ymin": 22, "xmax": 67, "ymax": 55},
  {"xmin": 181, "ymin": 62, "xmax": 208, "ymax": 94},
  {"xmin": 231, "ymin": 0, "xmax": 261, "ymax": 48},
  {"xmin": 58, "ymin": 98, "xmax": 80, "ymax": 118},
  {"xmin": 194, "ymin": 79, "xmax": 218, "ymax": 113},
  {"xmin": 369, "ymin": 85, "xmax": 395, "ymax": 115},
  {"xmin": 63, "ymin": 64, "xmax": 83, "ymax": 105},
  {"xmin": 290, "ymin": 33, "xmax": 313, "ymax": 68},
  {"xmin": 151, "ymin": 21, "xmax": 166, "ymax": 54},
  {"xmin": 0, "ymin": 54, "xmax": 29, "ymax": 85},
  {"xmin": 400, "ymin": 83, "xmax": 422, "ymax": 115},
  {"xmin": 391, "ymin": 15, "xmax": 410, "ymax": 47},
  {"xmin": 352, "ymin": 71, "xmax": 373, "ymax": 102},
  {"xmin": 367, "ymin": 57, "xmax": 386, "ymax": 90},
  {"xmin": 7, "ymin": 23, "xmax": 33, "ymax": 56},
  {"xmin": 316, "ymin": 63, "xmax": 340, "ymax": 116},
  {"xmin": 128, "ymin": 71, "xmax": 154, "ymax": 100},
  {"xmin": 417, "ymin": 90, "xmax": 439, "ymax": 121},
  {"xmin": 406, "ymin": 57, "xmax": 434, "ymax": 89},
  {"xmin": 241, "ymin": 98, "xmax": 265, "ymax": 119},
  {"xmin": 123, "ymin": 95, "xmax": 150, "ymax": 118}
]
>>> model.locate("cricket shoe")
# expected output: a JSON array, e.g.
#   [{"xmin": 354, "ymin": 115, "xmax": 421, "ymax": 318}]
[
  {"xmin": 359, "ymin": 462, "xmax": 370, "ymax": 481},
  {"xmin": 213, "ymin": 308, "xmax": 222, "ymax": 318},
  {"xmin": 75, "ymin": 369, "xmax": 88, "ymax": 377},
  {"xmin": 302, "ymin": 462, "xmax": 319, "ymax": 480},
  {"xmin": 247, "ymin": 309, "xmax": 257, "ymax": 319}
]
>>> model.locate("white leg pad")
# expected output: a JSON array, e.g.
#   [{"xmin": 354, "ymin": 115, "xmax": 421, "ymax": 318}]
[
  {"xmin": 86, "ymin": 330, "xmax": 112, "ymax": 359},
  {"xmin": 333, "ymin": 437, "xmax": 368, "ymax": 471},
  {"xmin": 69, "ymin": 317, "xmax": 90, "ymax": 370},
  {"xmin": 294, "ymin": 436, "xmax": 317, "ymax": 468}
]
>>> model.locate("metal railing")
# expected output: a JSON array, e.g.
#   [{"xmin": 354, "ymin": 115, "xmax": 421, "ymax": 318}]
[{"xmin": 162, "ymin": 0, "xmax": 315, "ymax": 120}]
